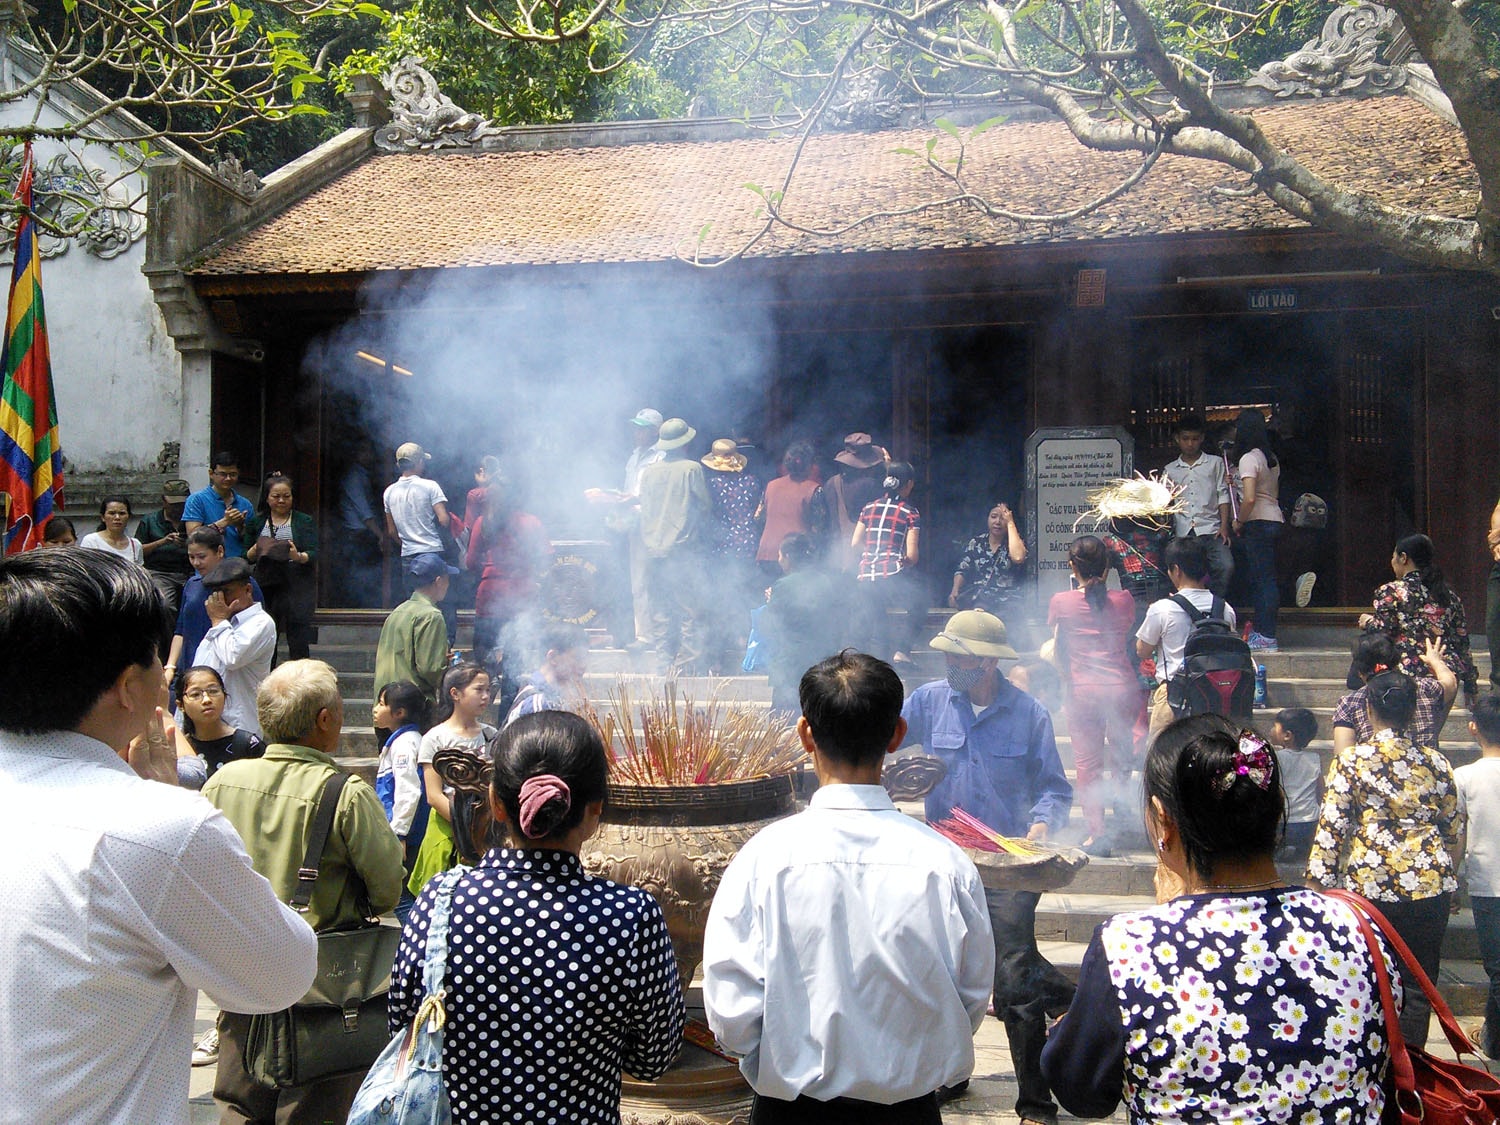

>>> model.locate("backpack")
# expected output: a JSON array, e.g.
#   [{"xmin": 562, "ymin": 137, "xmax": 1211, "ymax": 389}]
[{"xmin": 1164, "ymin": 593, "xmax": 1256, "ymax": 720}]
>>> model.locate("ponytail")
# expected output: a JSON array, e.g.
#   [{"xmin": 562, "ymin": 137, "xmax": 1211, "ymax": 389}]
[
  {"xmin": 1067, "ymin": 535, "xmax": 1111, "ymax": 615},
  {"xmin": 1395, "ymin": 534, "xmax": 1455, "ymax": 608}
]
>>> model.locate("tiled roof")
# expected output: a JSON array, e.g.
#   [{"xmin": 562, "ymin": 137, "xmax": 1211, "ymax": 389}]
[{"xmin": 194, "ymin": 95, "xmax": 1475, "ymax": 276}]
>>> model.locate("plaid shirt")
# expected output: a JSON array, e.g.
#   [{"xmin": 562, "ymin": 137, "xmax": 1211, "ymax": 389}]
[
  {"xmin": 1332, "ymin": 674, "xmax": 1450, "ymax": 748},
  {"xmin": 857, "ymin": 498, "xmax": 920, "ymax": 580}
]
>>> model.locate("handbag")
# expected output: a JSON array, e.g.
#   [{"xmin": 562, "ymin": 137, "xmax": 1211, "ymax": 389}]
[
  {"xmin": 348, "ymin": 867, "xmax": 463, "ymax": 1125},
  {"xmin": 245, "ymin": 772, "xmax": 403, "ymax": 1089},
  {"xmin": 1324, "ymin": 888, "xmax": 1500, "ymax": 1125}
]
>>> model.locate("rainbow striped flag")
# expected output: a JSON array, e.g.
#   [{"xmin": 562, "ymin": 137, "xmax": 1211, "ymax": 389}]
[{"xmin": 0, "ymin": 143, "xmax": 62, "ymax": 553}]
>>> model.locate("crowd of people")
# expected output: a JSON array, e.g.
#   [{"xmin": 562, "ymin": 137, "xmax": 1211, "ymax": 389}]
[{"xmin": 7, "ymin": 402, "xmax": 1500, "ymax": 1125}]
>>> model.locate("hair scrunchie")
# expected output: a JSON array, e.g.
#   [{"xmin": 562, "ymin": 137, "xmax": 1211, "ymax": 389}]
[
  {"xmin": 517, "ymin": 774, "xmax": 572, "ymax": 839},
  {"xmin": 883, "ymin": 475, "xmax": 900, "ymax": 490}
]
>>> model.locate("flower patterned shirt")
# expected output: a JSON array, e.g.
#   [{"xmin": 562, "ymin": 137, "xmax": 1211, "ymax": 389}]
[
  {"xmin": 388, "ymin": 848, "xmax": 686, "ymax": 1125},
  {"xmin": 1041, "ymin": 888, "xmax": 1398, "ymax": 1125},
  {"xmin": 1305, "ymin": 730, "xmax": 1461, "ymax": 903},
  {"xmin": 954, "ymin": 534, "xmax": 1026, "ymax": 610},
  {"xmin": 1368, "ymin": 572, "xmax": 1477, "ymax": 694},
  {"xmin": 705, "ymin": 470, "xmax": 763, "ymax": 558}
]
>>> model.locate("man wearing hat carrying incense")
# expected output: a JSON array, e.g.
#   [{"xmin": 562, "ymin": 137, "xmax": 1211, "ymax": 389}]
[
  {"xmin": 901, "ymin": 610, "xmax": 1075, "ymax": 1123},
  {"xmin": 637, "ymin": 417, "xmax": 712, "ymax": 675},
  {"xmin": 137, "ymin": 478, "xmax": 194, "ymax": 619},
  {"xmin": 821, "ymin": 432, "xmax": 889, "ymax": 572}
]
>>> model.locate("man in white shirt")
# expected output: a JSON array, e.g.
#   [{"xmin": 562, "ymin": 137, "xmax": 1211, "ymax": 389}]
[
  {"xmin": 1135, "ymin": 537, "xmax": 1237, "ymax": 740},
  {"xmin": 703, "ymin": 651, "xmax": 994, "ymax": 1123},
  {"xmin": 0, "ymin": 550, "xmax": 316, "ymax": 1125},
  {"xmin": 195, "ymin": 557, "xmax": 277, "ymax": 736},
  {"xmin": 383, "ymin": 440, "xmax": 455, "ymax": 642},
  {"xmin": 1161, "ymin": 413, "xmax": 1234, "ymax": 597}
]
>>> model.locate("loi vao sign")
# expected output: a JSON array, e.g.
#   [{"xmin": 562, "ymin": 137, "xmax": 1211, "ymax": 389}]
[{"xmin": 1024, "ymin": 427, "xmax": 1134, "ymax": 608}]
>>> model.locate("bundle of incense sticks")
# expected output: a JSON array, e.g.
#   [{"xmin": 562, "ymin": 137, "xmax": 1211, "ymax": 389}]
[
  {"xmin": 932, "ymin": 808, "xmax": 1048, "ymax": 857},
  {"xmin": 579, "ymin": 676, "xmax": 801, "ymax": 786}
]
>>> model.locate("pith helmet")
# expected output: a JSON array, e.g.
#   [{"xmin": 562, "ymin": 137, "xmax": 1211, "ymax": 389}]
[{"xmin": 930, "ymin": 610, "xmax": 1018, "ymax": 660}]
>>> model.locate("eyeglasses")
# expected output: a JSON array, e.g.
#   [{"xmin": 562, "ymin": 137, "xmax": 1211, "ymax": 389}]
[{"xmin": 182, "ymin": 687, "xmax": 225, "ymax": 700}]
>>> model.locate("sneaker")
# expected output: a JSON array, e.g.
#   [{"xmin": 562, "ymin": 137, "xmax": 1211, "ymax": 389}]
[
  {"xmin": 1295, "ymin": 572, "xmax": 1317, "ymax": 608},
  {"xmin": 191, "ymin": 1026, "xmax": 219, "ymax": 1067},
  {"xmin": 1246, "ymin": 631, "xmax": 1279, "ymax": 653}
]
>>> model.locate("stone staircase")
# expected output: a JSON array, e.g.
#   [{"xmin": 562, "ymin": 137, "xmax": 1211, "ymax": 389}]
[{"xmin": 307, "ymin": 611, "xmax": 1494, "ymax": 1027}]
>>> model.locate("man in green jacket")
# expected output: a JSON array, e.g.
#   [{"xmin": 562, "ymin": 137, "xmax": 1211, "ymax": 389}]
[
  {"xmin": 202, "ymin": 658, "xmax": 405, "ymax": 1124},
  {"xmin": 375, "ymin": 553, "xmax": 454, "ymax": 711}
]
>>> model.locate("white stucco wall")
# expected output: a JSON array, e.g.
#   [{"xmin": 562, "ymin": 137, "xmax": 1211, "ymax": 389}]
[{"xmin": 0, "ymin": 81, "xmax": 183, "ymax": 476}]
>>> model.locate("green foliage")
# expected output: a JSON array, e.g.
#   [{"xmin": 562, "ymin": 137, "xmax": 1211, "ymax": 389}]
[{"xmin": 329, "ymin": 0, "xmax": 687, "ymax": 125}]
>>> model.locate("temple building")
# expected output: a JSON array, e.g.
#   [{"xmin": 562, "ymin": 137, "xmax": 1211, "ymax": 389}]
[{"xmin": 144, "ymin": 30, "xmax": 1499, "ymax": 617}]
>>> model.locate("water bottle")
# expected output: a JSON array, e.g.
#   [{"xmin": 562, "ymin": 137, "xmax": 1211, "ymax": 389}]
[{"xmin": 1254, "ymin": 662, "xmax": 1268, "ymax": 709}]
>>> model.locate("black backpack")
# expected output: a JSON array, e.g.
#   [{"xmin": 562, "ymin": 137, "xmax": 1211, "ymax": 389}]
[{"xmin": 1164, "ymin": 594, "xmax": 1256, "ymax": 720}]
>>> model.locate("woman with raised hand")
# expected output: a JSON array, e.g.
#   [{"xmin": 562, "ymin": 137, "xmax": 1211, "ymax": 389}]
[
  {"xmin": 1359, "ymin": 532, "xmax": 1478, "ymax": 705},
  {"xmin": 387, "ymin": 710, "xmax": 686, "ymax": 1124},
  {"xmin": 1307, "ymin": 670, "xmax": 1461, "ymax": 1045},
  {"xmin": 1042, "ymin": 713, "xmax": 1399, "ymax": 1122}
]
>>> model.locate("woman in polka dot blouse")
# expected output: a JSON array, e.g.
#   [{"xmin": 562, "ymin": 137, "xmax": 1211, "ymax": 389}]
[{"xmin": 388, "ymin": 710, "xmax": 686, "ymax": 1122}]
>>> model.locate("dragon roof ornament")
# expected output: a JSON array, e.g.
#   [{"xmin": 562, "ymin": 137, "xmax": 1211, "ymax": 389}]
[
  {"xmin": 374, "ymin": 58, "xmax": 501, "ymax": 153},
  {"xmin": 1247, "ymin": 3, "xmax": 1408, "ymax": 99}
]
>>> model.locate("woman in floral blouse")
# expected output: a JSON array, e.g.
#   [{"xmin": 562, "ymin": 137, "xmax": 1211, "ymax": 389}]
[
  {"xmin": 1306, "ymin": 670, "xmax": 1461, "ymax": 1045},
  {"xmin": 1358, "ymin": 532, "xmax": 1478, "ymax": 703},
  {"xmin": 949, "ymin": 501, "xmax": 1030, "ymax": 648},
  {"xmin": 1041, "ymin": 714, "xmax": 1398, "ymax": 1124}
]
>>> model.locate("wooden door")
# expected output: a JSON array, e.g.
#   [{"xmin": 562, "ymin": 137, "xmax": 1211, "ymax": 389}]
[{"xmin": 1334, "ymin": 310, "xmax": 1421, "ymax": 606}]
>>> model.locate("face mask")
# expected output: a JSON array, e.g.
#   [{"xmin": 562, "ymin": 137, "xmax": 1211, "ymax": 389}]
[{"xmin": 946, "ymin": 665, "xmax": 985, "ymax": 694}]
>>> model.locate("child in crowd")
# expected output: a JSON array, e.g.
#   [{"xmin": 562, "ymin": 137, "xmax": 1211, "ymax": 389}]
[
  {"xmin": 1455, "ymin": 695, "xmax": 1500, "ymax": 1056},
  {"xmin": 504, "ymin": 622, "xmax": 590, "ymax": 726},
  {"xmin": 407, "ymin": 663, "xmax": 497, "ymax": 895},
  {"xmin": 374, "ymin": 680, "xmax": 431, "ymax": 924},
  {"xmin": 39, "ymin": 516, "xmax": 76, "ymax": 547},
  {"xmin": 1271, "ymin": 707, "xmax": 1320, "ymax": 862},
  {"xmin": 1009, "ymin": 654, "xmax": 1062, "ymax": 715}
]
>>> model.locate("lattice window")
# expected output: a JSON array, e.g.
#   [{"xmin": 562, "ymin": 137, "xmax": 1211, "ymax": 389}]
[
  {"xmin": 1345, "ymin": 352, "xmax": 1386, "ymax": 445},
  {"xmin": 1133, "ymin": 355, "xmax": 1194, "ymax": 450}
]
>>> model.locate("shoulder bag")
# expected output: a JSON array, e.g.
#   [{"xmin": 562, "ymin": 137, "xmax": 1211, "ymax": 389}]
[
  {"xmin": 348, "ymin": 867, "xmax": 463, "ymax": 1125},
  {"xmin": 1324, "ymin": 888, "xmax": 1500, "ymax": 1125},
  {"xmin": 244, "ymin": 771, "xmax": 404, "ymax": 1089}
]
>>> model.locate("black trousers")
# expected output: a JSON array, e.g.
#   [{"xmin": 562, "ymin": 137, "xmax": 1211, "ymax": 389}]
[
  {"xmin": 750, "ymin": 1092, "xmax": 940, "ymax": 1124},
  {"xmin": 1377, "ymin": 893, "xmax": 1450, "ymax": 1046},
  {"xmin": 987, "ymin": 888, "xmax": 1076, "ymax": 1125}
]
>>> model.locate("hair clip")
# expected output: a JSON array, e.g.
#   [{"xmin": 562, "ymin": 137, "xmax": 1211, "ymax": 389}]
[
  {"xmin": 1371, "ymin": 663, "xmax": 1389, "ymax": 674},
  {"xmin": 1211, "ymin": 731, "xmax": 1274, "ymax": 795}
]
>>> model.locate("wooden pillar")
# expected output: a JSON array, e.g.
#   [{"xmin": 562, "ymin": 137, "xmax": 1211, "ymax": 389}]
[{"xmin": 891, "ymin": 331, "xmax": 931, "ymax": 478}]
